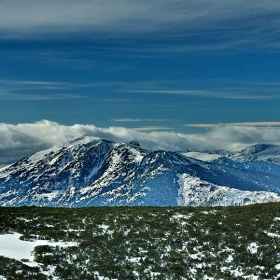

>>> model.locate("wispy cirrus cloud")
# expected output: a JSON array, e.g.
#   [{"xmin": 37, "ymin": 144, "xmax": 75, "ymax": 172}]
[
  {"xmin": 123, "ymin": 90, "xmax": 274, "ymax": 100},
  {"xmin": 1, "ymin": 78, "xmax": 277, "ymax": 103},
  {"xmin": 0, "ymin": 79, "xmax": 123, "ymax": 102},
  {"xmin": 0, "ymin": 1, "xmax": 280, "ymax": 51},
  {"xmin": 0, "ymin": 93, "xmax": 82, "ymax": 101},
  {"xmin": 2, "ymin": 120, "xmax": 280, "ymax": 166},
  {"xmin": 119, "ymin": 79, "xmax": 279, "ymax": 100},
  {"xmin": 1, "ymin": 78, "xmax": 279, "ymax": 102},
  {"xmin": 185, "ymin": 122, "xmax": 280, "ymax": 128},
  {"xmin": 0, "ymin": 89, "xmax": 83, "ymax": 101},
  {"xmin": 0, "ymin": 79, "xmax": 80, "ymax": 91},
  {"xmin": 113, "ymin": 118, "xmax": 173, "ymax": 122},
  {"xmin": 131, "ymin": 126, "xmax": 172, "ymax": 131}
]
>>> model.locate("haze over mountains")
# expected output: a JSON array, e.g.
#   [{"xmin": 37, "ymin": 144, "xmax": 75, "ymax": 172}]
[{"xmin": 1, "ymin": 136, "xmax": 280, "ymax": 207}]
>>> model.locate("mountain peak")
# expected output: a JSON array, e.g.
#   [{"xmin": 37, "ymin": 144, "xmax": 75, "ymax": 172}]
[{"xmin": 1, "ymin": 138, "xmax": 280, "ymax": 207}]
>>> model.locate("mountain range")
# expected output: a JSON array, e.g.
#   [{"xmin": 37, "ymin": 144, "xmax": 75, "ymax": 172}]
[{"xmin": 1, "ymin": 136, "xmax": 280, "ymax": 207}]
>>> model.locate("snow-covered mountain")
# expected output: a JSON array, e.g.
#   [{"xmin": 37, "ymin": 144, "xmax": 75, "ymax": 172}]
[{"xmin": 1, "ymin": 137, "xmax": 280, "ymax": 207}]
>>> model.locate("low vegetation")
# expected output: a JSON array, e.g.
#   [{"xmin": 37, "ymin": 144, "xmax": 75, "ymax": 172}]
[{"xmin": 1, "ymin": 203, "xmax": 280, "ymax": 279}]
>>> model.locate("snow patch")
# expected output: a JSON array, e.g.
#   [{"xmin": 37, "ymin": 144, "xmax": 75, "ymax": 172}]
[
  {"xmin": 247, "ymin": 242, "xmax": 258, "ymax": 254},
  {"xmin": 0, "ymin": 233, "xmax": 78, "ymax": 266}
]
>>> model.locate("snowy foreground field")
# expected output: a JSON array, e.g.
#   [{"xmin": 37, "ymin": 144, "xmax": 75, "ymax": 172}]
[{"xmin": 1, "ymin": 204, "xmax": 280, "ymax": 279}]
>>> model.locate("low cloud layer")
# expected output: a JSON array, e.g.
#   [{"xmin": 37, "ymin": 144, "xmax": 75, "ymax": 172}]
[{"xmin": 1, "ymin": 120, "xmax": 280, "ymax": 166}]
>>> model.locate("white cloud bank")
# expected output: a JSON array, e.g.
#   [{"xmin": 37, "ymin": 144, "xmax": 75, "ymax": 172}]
[{"xmin": 1, "ymin": 120, "xmax": 280, "ymax": 166}]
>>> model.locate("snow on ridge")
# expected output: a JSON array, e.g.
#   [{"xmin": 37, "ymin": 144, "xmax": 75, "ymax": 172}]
[
  {"xmin": 183, "ymin": 152, "xmax": 221, "ymax": 162},
  {"xmin": 62, "ymin": 135, "xmax": 103, "ymax": 147},
  {"xmin": 126, "ymin": 145, "xmax": 145, "ymax": 163},
  {"xmin": 0, "ymin": 137, "xmax": 112, "ymax": 175},
  {"xmin": 225, "ymin": 144, "xmax": 280, "ymax": 163},
  {"xmin": 177, "ymin": 173, "xmax": 280, "ymax": 207},
  {"xmin": 182, "ymin": 143, "xmax": 280, "ymax": 165}
]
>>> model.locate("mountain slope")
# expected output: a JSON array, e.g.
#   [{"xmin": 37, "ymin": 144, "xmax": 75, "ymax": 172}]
[{"xmin": 1, "ymin": 137, "xmax": 280, "ymax": 207}]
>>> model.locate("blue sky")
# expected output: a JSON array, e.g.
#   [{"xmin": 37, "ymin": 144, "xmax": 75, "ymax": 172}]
[{"xmin": 1, "ymin": 0, "xmax": 280, "ymax": 165}]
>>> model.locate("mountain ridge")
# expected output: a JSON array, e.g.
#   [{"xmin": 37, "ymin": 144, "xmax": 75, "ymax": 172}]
[{"xmin": 1, "ymin": 136, "xmax": 280, "ymax": 207}]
